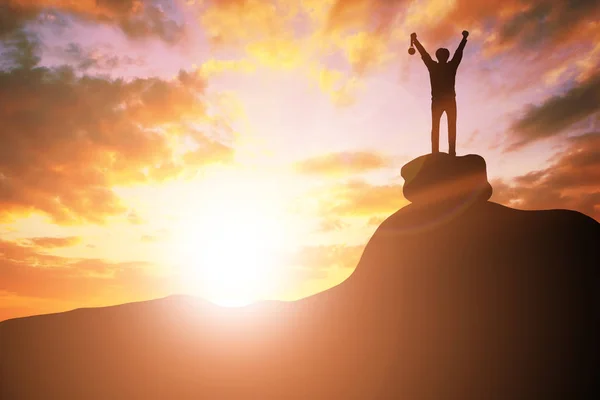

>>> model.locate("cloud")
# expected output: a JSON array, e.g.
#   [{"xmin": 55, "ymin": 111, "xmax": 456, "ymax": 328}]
[
  {"xmin": 321, "ymin": 0, "xmax": 410, "ymax": 76},
  {"xmin": 196, "ymin": 58, "xmax": 257, "ymax": 78},
  {"xmin": 182, "ymin": 138, "xmax": 234, "ymax": 166},
  {"xmin": 292, "ymin": 244, "xmax": 364, "ymax": 270},
  {"xmin": 140, "ymin": 229, "xmax": 170, "ymax": 243},
  {"xmin": 195, "ymin": 0, "xmax": 402, "ymax": 77},
  {"xmin": 141, "ymin": 235, "xmax": 159, "ymax": 243},
  {"xmin": 0, "ymin": 37, "xmax": 233, "ymax": 225},
  {"xmin": 307, "ymin": 65, "xmax": 363, "ymax": 106},
  {"xmin": 491, "ymin": 132, "xmax": 600, "ymax": 221},
  {"xmin": 193, "ymin": 0, "xmax": 599, "ymax": 82},
  {"xmin": 24, "ymin": 236, "xmax": 82, "ymax": 248},
  {"xmin": 127, "ymin": 210, "xmax": 145, "ymax": 225},
  {"xmin": 446, "ymin": 1, "xmax": 600, "ymax": 98},
  {"xmin": 342, "ymin": 30, "xmax": 393, "ymax": 75},
  {"xmin": 0, "ymin": 29, "xmax": 41, "ymax": 69},
  {"xmin": 0, "ymin": 239, "xmax": 175, "ymax": 321},
  {"xmin": 0, "ymin": 0, "xmax": 184, "ymax": 42},
  {"xmin": 326, "ymin": 0, "xmax": 409, "ymax": 34},
  {"xmin": 0, "ymin": 2, "xmax": 38, "ymax": 38},
  {"xmin": 197, "ymin": 0, "xmax": 308, "ymax": 71},
  {"xmin": 198, "ymin": 0, "xmax": 296, "ymax": 46},
  {"xmin": 509, "ymin": 70, "xmax": 600, "ymax": 149},
  {"xmin": 316, "ymin": 179, "xmax": 407, "ymax": 217},
  {"xmin": 366, "ymin": 215, "xmax": 386, "ymax": 226},
  {"xmin": 322, "ymin": 0, "xmax": 599, "ymax": 91},
  {"xmin": 188, "ymin": 0, "xmax": 596, "ymax": 102},
  {"xmin": 492, "ymin": 0, "xmax": 599, "ymax": 53},
  {"xmin": 316, "ymin": 217, "xmax": 348, "ymax": 233},
  {"xmin": 51, "ymin": 42, "xmax": 145, "ymax": 72},
  {"xmin": 408, "ymin": 0, "xmax": 599, "ymax": 52},
  {"xmin": 295, "ymin": 151, "xmax": 392, "ymax": 176},
  {"xmin": 0, "ymin": 290, "xmax": 73, "ymax": 322}
]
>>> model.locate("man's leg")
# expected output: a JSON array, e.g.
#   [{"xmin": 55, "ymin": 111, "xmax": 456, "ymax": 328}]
[
  {"xmin": 431, "ymin": 100, "xmax": 443, "ymax": 153},
  {"xmin": 447, "ymin": 98, "xmax": 457, "ymax": 156}
]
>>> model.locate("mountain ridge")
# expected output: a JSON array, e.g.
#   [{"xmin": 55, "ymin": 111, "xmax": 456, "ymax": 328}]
[{"xmin": 1, "ymin": 153, "xmax": 598, "ymax": 399}]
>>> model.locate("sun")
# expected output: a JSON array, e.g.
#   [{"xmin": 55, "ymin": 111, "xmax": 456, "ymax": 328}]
[{"xmin": 168, "ymin": 169, "xmax": 290, "ymax": 306}]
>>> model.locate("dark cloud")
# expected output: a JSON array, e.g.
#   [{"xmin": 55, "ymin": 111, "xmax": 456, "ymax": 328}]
[
  {"xmin": 0, "ymin": 0, "xmax": 184, "ymax": 43},
  {"xmin": 509, "ymin": 70, "xmax": 600, "ymax": 149},
  {"xmin": 53, "ymin": 42, "xmax": 145, "ymax": 71},
  {"xmin": 0, "ymin": 30, "xmax": 41, "ymax": 69},
  {"xmin": 495, "ymin": 0, "xmax": 599, "ymax": 51},
  {"xmin": 0, "ymin": 3, "xmax": 38, "ymax": 38},
  {"xmin": 295, "ymin": 151, "xmax": 391, "ymax": 176},
  {"xmin": 491, "ymin": 132, "xmax": 600, "ymax": 221},
  {"xmin": 0, "ymin": 37, "xmax": 233, "ymax": 225}
]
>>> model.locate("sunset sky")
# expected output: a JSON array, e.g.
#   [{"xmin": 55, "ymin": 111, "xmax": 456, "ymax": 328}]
[{"xmin": 1, "ymin": 0, "xmax": 599, "ymax": 321}]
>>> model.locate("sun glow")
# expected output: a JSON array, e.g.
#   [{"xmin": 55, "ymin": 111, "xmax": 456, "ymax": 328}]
[{"xmin": 168, "ymin": 169, "xmax": 292, "ymax": 306}]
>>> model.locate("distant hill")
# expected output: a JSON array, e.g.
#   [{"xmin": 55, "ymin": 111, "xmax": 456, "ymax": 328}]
[{"xmin": 2, "ymin": 153, "xmax": 598, "ymax": 399}]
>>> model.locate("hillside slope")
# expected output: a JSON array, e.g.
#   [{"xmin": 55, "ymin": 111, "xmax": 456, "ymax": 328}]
[{"xmin": 2, "ymin": 153, "xmax": 598, "ymax": 399}]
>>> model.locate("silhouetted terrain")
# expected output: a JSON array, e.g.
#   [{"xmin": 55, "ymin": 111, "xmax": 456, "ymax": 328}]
[{"xmin": 1, "ymin": 154, "xmax": 598, "ymax": 399}]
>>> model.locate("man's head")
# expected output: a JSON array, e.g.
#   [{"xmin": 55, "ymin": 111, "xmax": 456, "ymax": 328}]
[{"xmin": 435, "ymin": 48, "xmax": 450, "ymax": 63}]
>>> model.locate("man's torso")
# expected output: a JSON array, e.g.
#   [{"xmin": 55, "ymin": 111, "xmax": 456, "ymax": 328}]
[{"xmin": 428, "ymin": 63, "xmax": 458, "ymax": 100}]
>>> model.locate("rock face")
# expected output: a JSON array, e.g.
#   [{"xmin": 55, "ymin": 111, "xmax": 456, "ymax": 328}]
[
  {"xmin": 1, "ymin": 154, "xmax": 598, "ymax": 399},
  {"xmin": 401, "ymin": 152, "xmax": 492, "ymax": 204}
]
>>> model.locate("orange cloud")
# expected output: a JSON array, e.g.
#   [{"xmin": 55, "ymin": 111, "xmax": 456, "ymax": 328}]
[
  {"xmin": 308, "ymin": 65, "xmax": 362, "ymax": 106},
  {"xmin": 0, "ymin": 239, "xmax": 175, "ymax": 321},
  {"xmin": 342, "ymin": 31, "xmax": 393, "ymax": 75},
  {"xmin": 292, "ymin": 244, "xmax": 364, "ymax": 270},
  {"xmin": 366, "ymin": 215, "xmax": 386, "ymax": 226},
  {"xmin": 1, "ymin": 0, "xmax": 184, "ymax": 42},
  {"xmin": 492, "ymin": 132, "xmax": 600, "ymax": 221},
  {"xmin": 316, "ymin": 217, "xmax": 348, "ymax": 233},
  {"xmin": 196, "ymin": 58, "xmax": 257, "ymax": 78},
  {"xmin": 0, "ymin": 38, "xmax": 233, "ymax": 225},
  {"xmin": 195, "ymin": 0, "xmax": 400, "ymax": 79},
  {"xmin": 324, "ymin": 0, "xmax": 599, "ymax": 87},
  {"xmin": 140, "ymin": 229, "xmax": 170, "ymax": 243},
  {"xmin": 316, "ymin": 179, "xmax": 408, "ymax": 217},
  {"xmin": 295, "ymin": 151, "xmax": 392, "ymax": 176},
  {"xmin": 198, "ymin": 0, "xmax": 296, "ymax": 46},
  {"xmin": 0, "ymin": 290, "xmax": 73, "ymax": 322},
  {"xmin": 326, "ymin": 0, "xmax": 409, "ymax": 35},
  {"xmin": 25, "ymin": 236, "xmax": 82, "ymax": 248}
]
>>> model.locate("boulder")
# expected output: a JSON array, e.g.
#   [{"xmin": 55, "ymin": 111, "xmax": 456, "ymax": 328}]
[{"xmin": 401, "ymin": 152, "xmax": 492, "ymax": 204}]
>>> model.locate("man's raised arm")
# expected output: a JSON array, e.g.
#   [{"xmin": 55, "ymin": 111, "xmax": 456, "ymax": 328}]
[
  {"xmin": 411, "ymin": 33, "xmax": 434, "ymax": 68},
  {"xmin": 450, "ymin": 30, "xmax": 469, "ymax": 67}
]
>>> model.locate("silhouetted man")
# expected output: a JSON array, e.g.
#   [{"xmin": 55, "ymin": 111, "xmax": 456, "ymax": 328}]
[{"xmin": 412, "ymin": 31, "xmax": 468, "ymax": 156}]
